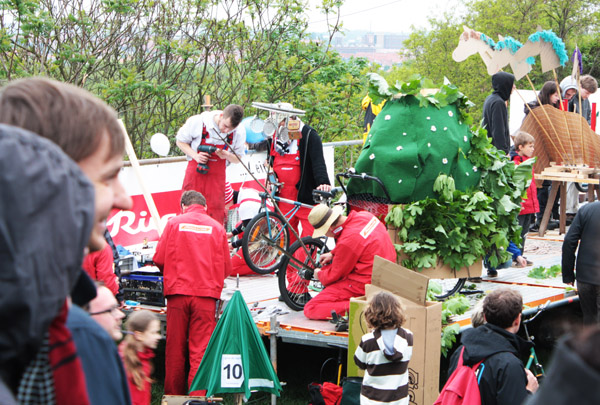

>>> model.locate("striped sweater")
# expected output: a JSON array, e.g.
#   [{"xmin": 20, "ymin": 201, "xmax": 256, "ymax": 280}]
[{"xmin": 353, "ymin": 327, "xmax": 413, "ymax": 404}]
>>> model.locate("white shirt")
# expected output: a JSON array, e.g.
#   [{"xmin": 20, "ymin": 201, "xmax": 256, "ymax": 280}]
[{"xmin": 176, "ymin": 110, "xmax": 246, "ymax": 163}]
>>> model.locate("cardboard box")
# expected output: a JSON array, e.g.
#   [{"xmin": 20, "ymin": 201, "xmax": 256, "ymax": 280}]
[
  {"xmin": 347, "ymin": 256, "xmax": 442, "ymax": 405},
  {"xmin": 387, "ymin": 226, "xmax": 482, "ymax": 279}
]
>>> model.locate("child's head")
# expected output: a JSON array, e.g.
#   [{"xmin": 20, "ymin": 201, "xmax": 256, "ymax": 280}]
[
  {"xmin": 125, "ymin": 310, "xmax": 161, "ymax": 350},
  {"xmin": 580, "ymin": 75, "xmax": 598, "ymax": 99},
  {"xmin": 364, "ymin": 291, "xmax": 405, "ymax": 330},
  {"xmin": 122, "ymin": 310, "xmax": 160, "ymax": 390},
  {"xmin": 539, "ymin": 81, "xmax": 560, "ymax": 108},
  {"xmin": 514, "ymin": 131, "xmax": 535, "ymax": 157},
  {"xmin": 471, "ymin": 300, "xmax": 486, "ymax": 328}
]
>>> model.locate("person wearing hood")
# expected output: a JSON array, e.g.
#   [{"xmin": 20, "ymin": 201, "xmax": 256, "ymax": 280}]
[
  {"xmin": 482, "ymin": 72, "xmax": 515, "ymax": 154},
  {"xmin": 0, "ymin": 124, "xmax": 95, "ymax": 403},
  {"xmin": 525, "ymin": 326, "xmax": 600, "ymax": 405},
  {"xmin": 560, "ymin": 75, "xmax": 598, "ymax": 124},
  {"xmin": 447, "ymin": 288, "xmax": 538, "ymax": 404}
]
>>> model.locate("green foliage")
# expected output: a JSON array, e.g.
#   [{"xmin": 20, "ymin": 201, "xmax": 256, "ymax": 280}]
[
  {"xmin": 382, "ymin": 75, "xmax": 533, "ymax": 271},
  {"xmin": 528, "ymin": 264, "xmax": 562, "ymax": 279},
  {"xmin": 441, "ymin": 324, "xmax": 460, "ymax": 357}
]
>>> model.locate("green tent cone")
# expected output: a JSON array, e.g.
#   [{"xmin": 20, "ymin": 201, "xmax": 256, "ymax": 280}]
[{"xmin": 189, "ymin": 290, "xmax": 282, "ymax": 399}]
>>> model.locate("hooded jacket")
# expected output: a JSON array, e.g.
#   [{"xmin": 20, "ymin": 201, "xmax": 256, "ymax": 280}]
[
  {"xmin": 482, "ymin": 72, "xmax": 515, "ymax": 154},
  {"xmin": 0, "ymin": 124, "xmax": 95, "ymax": 392},
  {"xmin": 525, "ymin": 335, "xmax": 600, "ymax": 405},
  {"xmin": 448, "ymin": 323, "xmax": 533, "ymax": 405}
]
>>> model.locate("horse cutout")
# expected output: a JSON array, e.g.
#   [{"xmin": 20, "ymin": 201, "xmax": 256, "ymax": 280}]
[{"xmin": 513, "ymin": 29, "xmax": 568, "ymax": 74}]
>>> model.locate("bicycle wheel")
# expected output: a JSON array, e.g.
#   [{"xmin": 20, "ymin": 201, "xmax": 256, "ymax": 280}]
[
  {"xmin": 242, "ymin": 211, "xmax": 289, "ymax": 274},
  {"xmin": 575, "ymin": 182, "xmax": 588, "ymax": 193},
  {"xmin": 432, "ymin": 278, "xmax": 467, "ymax": 300},
  {"xmin": 278, "ymin": 237, "xmax": 329, "ymax": 311}
]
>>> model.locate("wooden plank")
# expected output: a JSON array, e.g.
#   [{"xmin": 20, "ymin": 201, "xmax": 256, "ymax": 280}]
[{"xmin": 536, "ymin": 174, "xmax": 599, "ymax": 184}]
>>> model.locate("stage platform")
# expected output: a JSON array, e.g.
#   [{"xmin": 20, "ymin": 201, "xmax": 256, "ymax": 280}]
[{"xmin": 123, "ymin": 236, "xmax": 571, "ymax": 348}]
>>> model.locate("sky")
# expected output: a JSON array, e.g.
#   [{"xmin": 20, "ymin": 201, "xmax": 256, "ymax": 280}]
[{"xmin": 304, "ymin": 0, "xmax": 465, "ymax": 34}]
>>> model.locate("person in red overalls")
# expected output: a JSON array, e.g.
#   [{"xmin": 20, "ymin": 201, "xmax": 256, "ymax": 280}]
[
  {"xmin": 82, "ymin": 244, "xmax": 119, "ymax": 297},
  {"xmin": 176, "ymin": 105, "xmax": 246, "ymax": 224},
  {"xmin": 303, "ymin": 204, "xmax": 397, "ymax": 320},
  {"xmin": 251, "ymin": 104, "xmax": 331, "ymax": 244},
  {"xmin": 152, "ymin": 190, "xmax": 231, "ymax": 395}
]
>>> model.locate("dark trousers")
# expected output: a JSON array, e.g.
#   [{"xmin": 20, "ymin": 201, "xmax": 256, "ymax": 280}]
[
  {"xmin": 536, "ymin": 181, "xmax": 559, "ymax": 222},
  {"xmin": 518, "ymin": 214, "xmax": 534, "ymax": 251},
  {"xmin": 577, "ymin": 281, "xmax": 600, "ymax": 325}
]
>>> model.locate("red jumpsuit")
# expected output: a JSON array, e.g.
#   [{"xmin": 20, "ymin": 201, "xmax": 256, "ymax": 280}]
[
  {"xmin": 153, "ymin": 204, "xmax": 232, "ymax": 395},
  {"xmin": 303, "ymin": 211, "xmax": 397, "ymax": 320},
  {"xmin": 271, "ymin": 140, "xmax": 313, "ymax": 245},
  {"xmin": 177, "ymin": 111, "xmax": 246, "ymax": 224},
  {"xmin": 82, "ymin": 244, "xmax": 119, "ymax": 296}
]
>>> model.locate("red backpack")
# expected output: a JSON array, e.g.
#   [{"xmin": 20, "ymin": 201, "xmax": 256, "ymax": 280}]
[{"xmin": 434, "ymin": 347, "xmax": 485, "ymax": 405}]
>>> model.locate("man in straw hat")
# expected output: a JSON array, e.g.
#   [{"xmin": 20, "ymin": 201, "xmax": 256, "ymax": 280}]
[{"xmin": 303, "ymin": 204, "xmax": 396, "ymax": 320}]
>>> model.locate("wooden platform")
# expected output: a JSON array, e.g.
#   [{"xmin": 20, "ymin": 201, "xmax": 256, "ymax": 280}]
[{"xmin": 124, "ymin": 238, "xmax": 570, "ymax": 348}]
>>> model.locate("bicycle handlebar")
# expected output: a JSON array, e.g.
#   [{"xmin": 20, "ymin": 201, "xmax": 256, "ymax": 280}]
[
  {"xmin": 336, "ymin": 170, "xmax": 392, "ymax": 202},
  {"xmin": 312, "ymin": 187, "xmax": 342, "ymax": 202},
  {"xmin": 522, "ymin": 300, "xmax": 552, "ymax": 324}
]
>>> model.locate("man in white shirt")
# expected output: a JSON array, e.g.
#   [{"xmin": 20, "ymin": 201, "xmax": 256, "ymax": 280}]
[{"xmin": 176, "ymin": 105, "xmax": 246, "ymax": 224}]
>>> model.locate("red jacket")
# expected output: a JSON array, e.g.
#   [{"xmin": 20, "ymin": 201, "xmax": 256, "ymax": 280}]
[
  {"xmin": 319, "ymin": 211, "xmax": 397, "ymax": 287},
  {"xmin": 512, "ymin": 155, "xmax": 540, "ymax": 215},
  {"xmin": 119, "ymin": 344, "xmax": 154, "ymax": 405},
  {"xmin": 153, "ymin": 205, "xmax": 231, "ymax": 299},
  {"xmin": 82, "ymin": 244, "xmax": 119, "ymax": 296}
]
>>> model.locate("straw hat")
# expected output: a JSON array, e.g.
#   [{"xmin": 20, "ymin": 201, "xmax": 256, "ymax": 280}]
[{"xmin": 308, "ymin": 204, "xmax": 344, "ymax": 238}]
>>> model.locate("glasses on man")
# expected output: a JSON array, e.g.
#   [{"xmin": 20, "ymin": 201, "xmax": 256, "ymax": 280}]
[{"xmin": 89, "ymin": 304, "xmax": 122, "ymax": 316}]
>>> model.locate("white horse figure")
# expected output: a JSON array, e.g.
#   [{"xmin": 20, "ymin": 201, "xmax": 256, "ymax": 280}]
[{"xmin": 452, "ymin": 26, "xmax": 532, "ymax": 79}]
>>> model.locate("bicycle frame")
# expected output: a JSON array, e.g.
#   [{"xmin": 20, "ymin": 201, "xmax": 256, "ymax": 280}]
[{"xmin": 522, "ymin": 300, "xmax": 551, "ymax": 378}]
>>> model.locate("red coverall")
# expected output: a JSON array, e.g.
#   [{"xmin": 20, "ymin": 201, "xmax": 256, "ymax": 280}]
[
  {"xmin": 82, "ymin": 244, "xmax": 119, "ymax": 296},
  {"xmin": 303, "ymin": 211, "xmax": 397, "ymax": 320},
  {"xmin": 177, "ymin": 111, "xmax": 246, "ymax": 224},
  {"xmin": 271, "ymin": 140, "xmax": 313, "ymax": 245},
  {"xmin": 153, "ymin": 204, "xmax": 232, "ymax": 395}
]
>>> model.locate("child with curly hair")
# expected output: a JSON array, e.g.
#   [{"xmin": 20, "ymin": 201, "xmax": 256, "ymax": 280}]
[
  {"xmin": 353, "ymin": 291, "xmax": 413, "ymax": 404},
  {"xmin": 119, "ymin": 310, "xmax": 161, "ymax": 405}
]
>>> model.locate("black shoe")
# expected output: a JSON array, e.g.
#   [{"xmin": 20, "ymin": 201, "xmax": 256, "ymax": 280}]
[
  {"xmin": 487, "ymin": 269, "xmax": 498, "ymax": 277},
  {"xmin": 529, "ymin": 223, "xmax": 540, "ymax": 232},
  {"xmin": 547, "ymin": 220, "xmax": 559, "ymax": 230}
]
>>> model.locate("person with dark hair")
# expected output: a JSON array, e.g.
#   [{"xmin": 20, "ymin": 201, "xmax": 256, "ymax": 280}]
[
  {"xmin": 176, "ymin": 104, "xmax": 246, "ymax": 224},
  {"xmin": 354, "ymin": 291, "xmax": 413, "ymax": 404},
  {"xmin": 482, "ymin": 72, "xmax": 515, "ymax": 154},
  {"xmin": 523, "ymin": 81, "xmax": 560, "ymax": 114},
  {"xmin": 448, "ymin": 288, "xmax": 538, "ymax": 404},
  {"xmin": 67, "ymin": 284, "xmax": 131, "ymax": 405},
  {"xmin": 522, "ymin": 81, "xmax": 561, "ymax": 232},
  {"xmin": 562, "ymin": 201, "xmax": 600, "ymax": 325},
  {"xmin": 526, "ymin": 326, "xmax": 600, "ymax": 405},
  {"xmin": 153, "ymin": 190, "xmax": 232, "ymax": 395}
]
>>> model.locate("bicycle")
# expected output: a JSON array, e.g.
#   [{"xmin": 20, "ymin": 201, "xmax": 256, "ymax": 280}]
[
  {"xmin": 522, "ymin": 300, "xmax": 551, "ymax": 379},
  {"xmin": 240, "ymin": 175, "xmax": 341, "ymax": 275},
  {"xmin": 278, "ymin": 170, "xmax": 388, "ymax": 311}
]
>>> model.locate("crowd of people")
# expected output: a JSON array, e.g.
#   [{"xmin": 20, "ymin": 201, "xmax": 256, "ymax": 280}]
[{"xmin": 0, "ymin": 69, "xmax": 599, "ymax": 405}]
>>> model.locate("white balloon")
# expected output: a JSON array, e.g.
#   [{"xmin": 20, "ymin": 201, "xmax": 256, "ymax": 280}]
[{"xmin": 150, "ymin": 133, "xmax": 170, "ymax": 156}]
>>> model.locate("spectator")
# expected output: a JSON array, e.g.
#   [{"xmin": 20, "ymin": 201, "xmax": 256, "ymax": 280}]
[
  {"xmin": 0, "ymin": 77, "xmax": 133, "ymax": 402},
  {"xmin": 354, "ymin": 291, "xmax": 413, "ymax": 404},
  {"xmin": 448, "ymin": 288, "xmax": 538, "ymax": 404},
  {"xmin": 67, "ymin": 284, "xmax": 130, "ymax": 404},
  {"xmin": 482, "ymin": 72, "xmax": 515, "ymax": 154},
  {"xmin": 526, "ymin": 326, "xmax": 600, "ymax": 405},
  {"xmin": 559, "ymin": 76, "xmax": 578, "ymax": 102},
  {"xmin": 0, "ymin": 125, "xmax": 95, "ymax": 402},
  {"xmin": 153, "ymin": 190, "xmax": 231, "ymax": 394},
  {"xmin": 176, "ymin": 105, "xmax": 246, "ymax": 224},
  {"xmin": 562, "ymin": 201, "xmax": 600, "ymax": 325},
  {"xmin": 251, "ymin": 104, "xmax": 331, "ymax": 244},
  {"xmin": 484, "ymin": 242, "xmax": 527, "ymax": 278},
  {"xmin": 83, "ymin": 243, "xmax": 120, "ymax": 296},
  {"xmin": 523, "ymin": 81, "xmax": 561, "ymax": 232},
  {"xmin": 119, "ymin": 310, "xmax": 161, "ymax": 405},
  {"xmin": 302, "ymin": 204, "xmax": 396, "ymax": 320},
  {"xmin": 510, "ymin": 131, "xmax": 538, "ymax": 264},
  {"xmin": 470, "ymin": 300, "xmax": 486, "ymax": 328}
]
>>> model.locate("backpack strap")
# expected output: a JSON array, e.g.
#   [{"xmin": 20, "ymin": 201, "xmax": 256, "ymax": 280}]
[{"xmin": 459, "ymin": 346, "xmax": 486, "ymax": 383}]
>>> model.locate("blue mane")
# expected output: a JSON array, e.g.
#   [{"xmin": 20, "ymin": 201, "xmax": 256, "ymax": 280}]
[{"xmin": 528, "ymin": 30, "xmax": 568, "ymax": 66}]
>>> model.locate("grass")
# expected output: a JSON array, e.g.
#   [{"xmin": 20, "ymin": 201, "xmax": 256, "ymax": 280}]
[{"xmin": 151, "ymin": 339, "xmax": 345, "ymax": 404}]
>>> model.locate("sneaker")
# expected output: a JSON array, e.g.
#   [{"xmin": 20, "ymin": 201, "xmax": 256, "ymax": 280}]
[
  {"xmin": 487, "ymin": 269, "xmax": 498, "ymax": 277},
  {"xmin": 529, "ymin": 223, "xmax": 540, "ymax": 232}
]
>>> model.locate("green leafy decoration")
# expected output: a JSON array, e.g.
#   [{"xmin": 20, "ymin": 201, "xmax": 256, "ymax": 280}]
[{"xmin": 528, "ymin": 264, "xmax": 562, "ymax": 279}]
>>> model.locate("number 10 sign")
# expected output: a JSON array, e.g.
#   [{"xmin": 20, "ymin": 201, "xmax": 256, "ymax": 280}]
[{"xmin": 221, "ymin": 354, "xmax": 244, "ymax": 388}]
